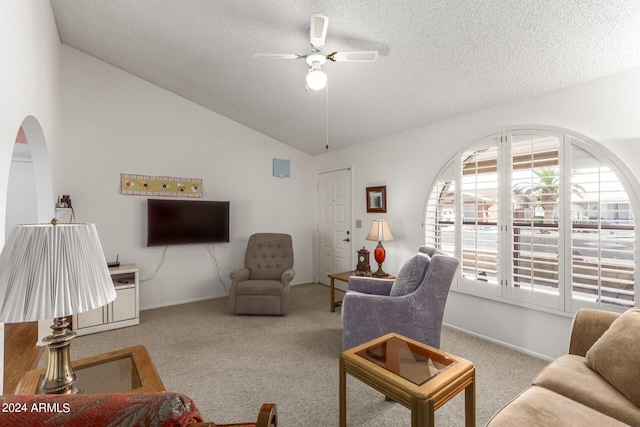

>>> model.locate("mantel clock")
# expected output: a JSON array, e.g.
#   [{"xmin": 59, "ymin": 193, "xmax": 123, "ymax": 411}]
[{"xmin": 356, "ymin": 247, "xmax": 371, "ymax": 276}]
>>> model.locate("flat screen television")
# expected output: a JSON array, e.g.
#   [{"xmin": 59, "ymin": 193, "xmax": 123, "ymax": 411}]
[{"xmin": 147, "ymin": 199, "xmax": 230, "ymax": 246}]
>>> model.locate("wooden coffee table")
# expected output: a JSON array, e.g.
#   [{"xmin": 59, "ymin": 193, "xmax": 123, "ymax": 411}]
[
  {"xmin": 340, "ymin": 333, "xmax": 476, "ymax": 427},
  {"xmin": 14, "ymin": 345, "xmax": 165, "ymax": 395},
  {"xmin": 328, "ymin": 271, "xmax": 395, "ymax": 312}
]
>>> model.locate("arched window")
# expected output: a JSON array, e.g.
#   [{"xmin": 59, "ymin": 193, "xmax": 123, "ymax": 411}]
[{"xmin": 425, "ymin": 128, "xmax": 637, "ymax": 313}]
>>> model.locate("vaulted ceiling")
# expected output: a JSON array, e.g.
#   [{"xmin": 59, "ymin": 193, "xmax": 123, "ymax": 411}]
[{"xmin": 50, "ymin": 1, "xmax": 640, "ymax": 155}]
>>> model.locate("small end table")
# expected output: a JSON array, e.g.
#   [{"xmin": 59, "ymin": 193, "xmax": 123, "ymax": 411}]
[
  {"xmin": 328, "ymin": 271, "xmax": 395, "ymax": 312},
  {"xmin": 339, "ymin": 333, "xmax": 476, "ymax": 427},
  {"xmin": 15, "ymin": 345, "xmax": 165, "ymax": 395}
]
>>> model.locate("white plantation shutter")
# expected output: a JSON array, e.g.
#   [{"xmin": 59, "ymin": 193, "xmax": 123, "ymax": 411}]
[
  {"xmin": 424, "ymin": 160, "xmax": 456, "ymax": 254},
  {"xmin": 460, "ymin": 143, "xmax": 500, "ymax": 293},
  {"xmin": 507, "ymin": 132, "xmax": 562, "ymax": 308},
  {"xmin": 424, "ymin": 128, "xmax": 637, "ymax": 313},
  {"xmin": 570, "ymin": 141, "xmax": 635, "ymax": 309}
]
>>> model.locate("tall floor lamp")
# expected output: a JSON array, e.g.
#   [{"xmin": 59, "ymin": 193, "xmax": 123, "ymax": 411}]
[
  {"xmin": 0, "ymin": 219, "xmax": 116, "ymax": 394},
  {"xmin": 366, "ymin": 219, "xmax": 395, "ymax": 277}
]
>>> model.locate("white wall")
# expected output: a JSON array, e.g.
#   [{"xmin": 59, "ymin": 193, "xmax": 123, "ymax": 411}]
[
  {"xmin": 315, "ymin": 67, "xmax": 640, "ymax": 359},
  {"xmin": 0, "ymin": 1, "xmax": 61, "ymax": 394},
  {"xmin": 0, "ymin": 1, "xmax": 60, "ymax": 238},
  {"xmin": 59, "ymin": 46, "xmax": 315, "ymax": 310},
  {"xmin": 6, "ymin": 146, "xmax": 38, "ymax": 237}
]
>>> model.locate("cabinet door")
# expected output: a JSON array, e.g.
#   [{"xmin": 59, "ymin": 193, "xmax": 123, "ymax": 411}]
[
  {"xmin": 76, "ymin": 306, "xmax": 105, "ymax": 328},
  {"xmin": 112, "ymin": 287, "xmax": 136, "ymax": 322}
]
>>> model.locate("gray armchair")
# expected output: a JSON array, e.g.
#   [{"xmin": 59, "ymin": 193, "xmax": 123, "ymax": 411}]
[
  {"xmin": 228, "ymin": 233, "xmax": 294, "ymax": 315},
  {"xmin": 342, "ymin": 246, "xmax": 459, "ymax": 350}
]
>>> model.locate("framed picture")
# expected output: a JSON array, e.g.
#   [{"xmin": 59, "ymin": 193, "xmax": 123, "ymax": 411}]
[{"xmin": 366, "ymin": 186, "xmax": 387, "ymax": 213}]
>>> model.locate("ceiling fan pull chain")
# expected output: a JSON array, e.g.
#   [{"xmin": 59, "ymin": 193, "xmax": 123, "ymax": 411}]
[{"xmin": 325, "ymin": 83, "xmax": 330, "ymax": 150}]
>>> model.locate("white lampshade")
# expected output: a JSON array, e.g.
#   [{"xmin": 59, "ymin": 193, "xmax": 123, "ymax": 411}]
[
  {"xmin": 0, "ymin": 221, "xmax": 116, "ymax": 323},
  {"xmin": 366, "ymin": 219, "xmax": 395, "ymax": 242},
  {"xmin": 306, "ymin": 68, "xmax": 327, "ymax": 90}
]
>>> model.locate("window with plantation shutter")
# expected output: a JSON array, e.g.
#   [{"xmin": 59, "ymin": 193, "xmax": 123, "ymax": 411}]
[
  {"xmin": 424, "ymin": 127, "xmax": 637, "ymax": 313},
  {"xmin": 507, "ymin": 132, "xmax": 562, "ymax": 308},
  {"xmin": 569, "ymin": 140, "xmax": 635, "ymax": 309},
  {"xmin": 425, "ymin": 159, "xmax": 456, "ymax": 253},
  {"xmin": 459, "ymin": 138, "xmax": 501, "ymax": 296}
]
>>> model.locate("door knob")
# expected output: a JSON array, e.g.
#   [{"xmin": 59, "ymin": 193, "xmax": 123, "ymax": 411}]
[{"xmin": 343, "ymin": 237, "xmax": 350, "ymax": 242}]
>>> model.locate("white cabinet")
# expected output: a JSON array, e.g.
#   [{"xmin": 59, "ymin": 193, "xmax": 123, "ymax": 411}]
[{"xmin": 72, "ymin": 263, "xmax": 139, "ymax": 336}]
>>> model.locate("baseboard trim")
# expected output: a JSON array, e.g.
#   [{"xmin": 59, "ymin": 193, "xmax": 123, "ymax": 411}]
[
  {"xmin": 141, "ymin": 282, "xmax": 319, "ymax": 311},
  {"xmin": 443, "ymin": 322, "xmax": 554, "ymax": 362},
  {"xmin": 141, "ymin": 295, "xmax": 219, "ymax": 311}
]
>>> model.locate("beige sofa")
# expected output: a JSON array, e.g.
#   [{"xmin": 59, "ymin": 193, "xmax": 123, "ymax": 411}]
[{"xmin": 487, "ymin": 308, "xmax": 640, "ymax": 426}]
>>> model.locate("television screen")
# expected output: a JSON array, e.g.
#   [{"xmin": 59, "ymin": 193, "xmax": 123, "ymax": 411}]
[{"xmin": 147, "ymin": 199, "xmax": 230, "ymax": 246}]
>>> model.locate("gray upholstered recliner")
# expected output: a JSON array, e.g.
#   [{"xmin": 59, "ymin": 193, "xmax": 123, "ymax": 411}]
[
  {"xmin": 342, "ymin": 246, "xmax": 459, "ymax": 350},
  {"xmin": 228, "ymin": 233, "xmax": 295, "ymax": 315}
]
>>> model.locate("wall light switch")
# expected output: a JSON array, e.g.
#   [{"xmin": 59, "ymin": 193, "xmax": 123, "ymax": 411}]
[{"xmin": 356, "ymin": 219, "xmax": 362, "ymax": 228}]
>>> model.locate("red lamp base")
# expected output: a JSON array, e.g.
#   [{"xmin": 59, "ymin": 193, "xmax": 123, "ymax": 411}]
[{"xmin": 372, "ymin": 242, "xmax": 388, "ymax": 277}]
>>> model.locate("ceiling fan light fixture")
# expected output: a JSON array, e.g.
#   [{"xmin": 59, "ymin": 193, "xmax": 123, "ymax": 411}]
[
  {"xmin": 306, "ymin": 67, "xmax": 327, "ymax": 90},
  {"xmin": 253, "ymin": 14, "xmax": 378, "ymax": 92}
]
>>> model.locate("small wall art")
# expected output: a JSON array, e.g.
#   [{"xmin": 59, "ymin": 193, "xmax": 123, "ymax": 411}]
[
  {"xmin": 366, "ymin": 186, "xmax": 387, "ymax": 213},
  {"xmin": 120, "ymin": 173, "xmax": 202, "ymax": 197}
]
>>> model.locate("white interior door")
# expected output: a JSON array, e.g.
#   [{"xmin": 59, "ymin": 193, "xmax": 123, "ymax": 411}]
[{"xmin": 317, "ymin": 168, "xmax": 352, "ymax": 286}]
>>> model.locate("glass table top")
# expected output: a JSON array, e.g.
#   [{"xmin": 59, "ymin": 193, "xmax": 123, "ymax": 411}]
[
  {"xmin": 37, "ymin": 353, "xmax": 141, "ymax": 394},
  {"xmin": 355, "ymin": 336, "xmax": 457, "ymax": 386}
]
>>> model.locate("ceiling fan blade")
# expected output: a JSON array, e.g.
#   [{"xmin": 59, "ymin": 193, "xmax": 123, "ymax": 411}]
[
  {"xmin": 253, "ymin": 53, "xmax": 302, "ymax": 60},
  {"xmin": 328, "ymin": 51, "xmax": 379, "ymax": 62},
  {"xmin": 309, "ymin": 14, "xmax": 329, "ymax": 49}
]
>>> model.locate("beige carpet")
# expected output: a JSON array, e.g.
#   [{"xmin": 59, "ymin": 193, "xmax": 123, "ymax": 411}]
[{"xmin": 63, "ymin": 284, "xmax": 548, "ymax": 426}]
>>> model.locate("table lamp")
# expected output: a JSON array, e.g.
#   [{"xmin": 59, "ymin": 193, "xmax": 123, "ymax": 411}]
[
  {"xmin": 366, "ymin": 219, "xmax": 395, "ymax": 277},
  {"xmin": 0, "ymin": 219, "xmax": 116, "ymax": 394}
]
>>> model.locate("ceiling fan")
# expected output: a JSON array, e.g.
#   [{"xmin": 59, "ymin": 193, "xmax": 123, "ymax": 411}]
[{"xmin": 253, "ymin": 14, "xmax": 379, "ymax": 91}]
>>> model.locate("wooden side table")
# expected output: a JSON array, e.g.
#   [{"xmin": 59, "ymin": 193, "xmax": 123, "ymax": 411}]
[
  {"xmin": 327, "ymin": 271, "xmax": 395, "ymax": 312},
  {"xmin": 15, "ymin": 345, "xmax": 165, "ymax": 395},
  {"xmin": 339, "ymin": 333, "xmax": 475, "ymax": 427}
]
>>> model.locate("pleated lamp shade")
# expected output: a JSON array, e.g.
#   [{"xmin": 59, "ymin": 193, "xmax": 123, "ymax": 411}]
[{"xmin": 0, "ymin": 222, "xmax": 116, "ymax": 323}]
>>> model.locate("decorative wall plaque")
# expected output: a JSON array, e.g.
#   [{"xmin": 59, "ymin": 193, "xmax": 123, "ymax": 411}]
[{"xmin": 120, "ymin": 173, "xmax": 202, "ymax": 197}]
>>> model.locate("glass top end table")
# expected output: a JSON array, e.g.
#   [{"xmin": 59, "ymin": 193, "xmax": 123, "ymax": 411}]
[{"xmin": 340, "ymin": 333, "xmax": 476, "ymax": 427}]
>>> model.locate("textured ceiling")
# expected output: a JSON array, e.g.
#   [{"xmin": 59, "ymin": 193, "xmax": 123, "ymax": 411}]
[{"xmin": 50, "ymin": 0, "xmax": 640, "ymax": 155}]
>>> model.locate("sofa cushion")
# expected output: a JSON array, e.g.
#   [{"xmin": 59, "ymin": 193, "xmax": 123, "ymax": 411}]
[
  {"xmin": 389, "ymin": 252, "xmax": 430, "ymax": 296},
  {"xmin": 534, "ymin": 354, "xmax": 640, "ymax": 426},
  {"xmin": 0, "ymin": 392, "xmax": 203, "ymax": 427},
  {"xmin": 487, "ymin": 385, "xmax": 625, "ymax": 426},
  {"xmin": 585, "ymin": 307, "xmax": 640, "ymax": 407}
]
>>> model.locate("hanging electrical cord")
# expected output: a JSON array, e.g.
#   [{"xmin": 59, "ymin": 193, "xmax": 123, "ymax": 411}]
[
  {"xmin": 271, "ymin": 177, "xmax": 285, "ymax": 231},
  {"xmin": 139, "ymin": 245, "xmax": 168, "ymax": 282},
  {"xmin": 207, "ymin": 244, "xmax": 230, "ymax": 294},
  {"xmin": 325, "ymin": 82, "xmax": 330, "ymax": 150}
]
